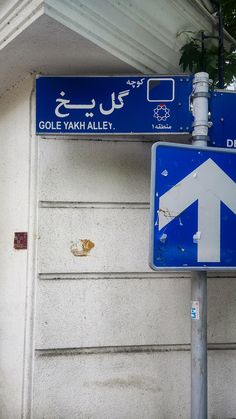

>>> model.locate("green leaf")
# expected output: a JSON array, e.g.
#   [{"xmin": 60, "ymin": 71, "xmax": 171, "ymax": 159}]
[{"xmin": 178, "ymin": 26, "xmax": 236, "ymax": 86}]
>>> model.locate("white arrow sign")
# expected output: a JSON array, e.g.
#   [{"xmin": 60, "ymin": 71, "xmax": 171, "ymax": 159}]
[{"xmin": 158, "ymin": 158, "xmax": 236, "ymax": 262}]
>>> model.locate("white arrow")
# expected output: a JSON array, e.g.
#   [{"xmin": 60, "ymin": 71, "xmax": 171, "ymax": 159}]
[{"xmin": 158, "ymin": 158, "xmax": 236, "ymax": 262}]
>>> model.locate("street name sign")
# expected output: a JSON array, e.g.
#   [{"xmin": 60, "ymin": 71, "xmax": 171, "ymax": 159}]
[
  {"xmin": 209, "ymin": 90, "xmax": 236, "ymax": 149},
  {"xmin": 150, "ymin": 142, "xmax": 236, "ymax": 270},
  {"xmin": 36, "ymin": 75, "xmax": 193, "ymax": 135}
]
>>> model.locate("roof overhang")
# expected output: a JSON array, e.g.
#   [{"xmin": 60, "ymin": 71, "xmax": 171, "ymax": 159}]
[{"xmin": 0, "ymin": 0, "xmax": 233, "ymax": 96}]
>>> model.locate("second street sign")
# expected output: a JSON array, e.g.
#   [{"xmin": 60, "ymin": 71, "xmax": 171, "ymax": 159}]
[
  {"xmin": 150, "ymin": 142, "xmax": 236, "ymax": 270},
  {"xmin": 36, "ymin": 75, "xmax": 193, "ymax": 135},
  {"xmin": 209, "ymin": 90, "xmax": 236, "ymax": 149}
]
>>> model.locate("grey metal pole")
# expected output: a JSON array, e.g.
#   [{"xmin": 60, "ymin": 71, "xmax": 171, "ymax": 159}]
[
  {"xmin": 191, "ymin": 271, "xmax": 207, "ymax": 419},
  {"xmin": 218, "ymin": 2, "xmax": 224, "ymax": 89},
  {"xmin": 191, "ymin": 72, "xmax": 210, "ymax": 419}
]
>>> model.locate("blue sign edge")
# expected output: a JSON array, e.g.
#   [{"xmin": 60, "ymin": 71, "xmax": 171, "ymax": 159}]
[
  {"xmin": 35, "ymin": 74, "xmax": 192, "ymax": 136},
  {"xmin": 149, "ymin": 141, "xmax": 236, "ymax": 271}
]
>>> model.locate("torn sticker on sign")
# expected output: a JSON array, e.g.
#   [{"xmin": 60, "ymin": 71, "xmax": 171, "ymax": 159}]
[
  {"xmin": 193, "ymin": 231, "xmax": 201, "ymax": 244},
  {"xmin": 160, "ymin": 233, "xmax": 167, "ymax": 243}
]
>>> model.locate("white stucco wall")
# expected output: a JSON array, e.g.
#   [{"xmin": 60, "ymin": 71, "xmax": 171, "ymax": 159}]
[
  {"xmin": 0, "ymin": 0, "xmax": 234, "ymax": 416},
  {"xmin": 32, "ymin": 136, "xmax": 236, "ymax": 419},
  {"xmin": 0, "ymin": 77, "xmax": 33, "ymax": 419},
  {"xmin": 0, "ymin": 76, "xmax": 236, "ymax": 419}
]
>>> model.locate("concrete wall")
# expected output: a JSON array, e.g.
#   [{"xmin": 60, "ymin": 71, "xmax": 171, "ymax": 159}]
[
  {"xmin": 0, "ymin": 77, "xmax": 33, "ymax": 418},
  {"xmin": 33, "ymin": 137, "xmax": 236, "ymax": 419},
  {"xmin": 0, "ymin": 78, "xmax": 236, "ymax": 418}
]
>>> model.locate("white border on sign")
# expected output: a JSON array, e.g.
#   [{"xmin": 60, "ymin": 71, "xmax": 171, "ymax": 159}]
[{"xmin": 147, "ymin": 78, "xmax": 175, "ymax": 102}]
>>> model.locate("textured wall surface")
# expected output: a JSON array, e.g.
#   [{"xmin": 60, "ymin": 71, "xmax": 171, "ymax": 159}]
[
  {"xmin": 33, "ymin": 138, "xmax": 236, "ymax": 419},
  {"xmin": 0, "ymin": 78, "xmax": 33, "ymax": 418},
  {"xmin": 0, "ymin": 1, "xmax": 231, "ymax": 417}
]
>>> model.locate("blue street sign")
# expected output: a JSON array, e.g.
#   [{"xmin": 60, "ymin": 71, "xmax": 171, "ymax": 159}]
[
  {"xmin": 150, "ymin": 143, "xmax": 236, "ymax": 270},
  {"xmin": 209, "ymin": 90, "xmax": 236, "ymax": 149},
  {"xmin": 36, "ymin": 75, "xmax": 193, "ymax": 135}
]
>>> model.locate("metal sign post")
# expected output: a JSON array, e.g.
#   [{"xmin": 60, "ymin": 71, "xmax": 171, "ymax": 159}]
[
  {"xmin": 191, "ymin": 271, "xmax": 207, "ymax": 418},
  {"xmin": 191, "ymin": 72, "xmax": 209, "ymax": 419}
]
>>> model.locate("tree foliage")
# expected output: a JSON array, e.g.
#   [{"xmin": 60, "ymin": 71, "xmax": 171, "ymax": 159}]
[
  {"xmin": 179, "ymin": 0, "xmax": 236, "ymax": 86},
  {"xmin": 221, "ymin": 0, "xmax": 236, "ymax": 38}
]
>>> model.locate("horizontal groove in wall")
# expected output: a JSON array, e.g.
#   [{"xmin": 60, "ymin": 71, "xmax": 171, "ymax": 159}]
[
  {"xmin": 38, "ymin": 272, "xmax": 191, "ymax": 280},
  {"xmin": 35, "ymin": 343, "xmax": 236, "ymax": 357},
  {"xmin": 39, "ymin": 201, "xmax": 150, "ymax": 209},
  {"xmin": 208, "ymin": 272, "xmax": 236, "ymax": 278},
  {"xmin": 39, "ymin": 135, "xmax": 160, "ymax": 142},
  {"xmin": 38, "ymin": 272, "xmax": 236, "ymax": 280},
  {"xmin": 36, "ymin": 344, "xmax": 190, "ymax": 357}
]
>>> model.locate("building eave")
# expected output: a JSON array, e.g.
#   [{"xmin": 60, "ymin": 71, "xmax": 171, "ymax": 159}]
[{"xmin": 0, "ymin": 0, "xmax": 218, "ymax": 96}]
